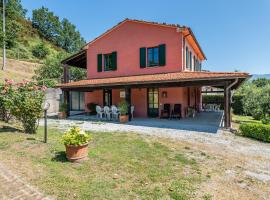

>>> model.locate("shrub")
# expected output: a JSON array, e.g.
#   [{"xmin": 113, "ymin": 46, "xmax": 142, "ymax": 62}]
[
  {"xmin": 32, "ymin": 43, "xmax": 49, "ymax": 59},
  {"xmin": 202, "ymin": 95, "xmax": 224, "ymax": 110},
  {"xmin": 59, "ymin": 102, "xmax": 67, "ymax": 112},
  {"xmin": 232, "ymin": 95, "xmax": 244, "ymax": 115},
  {"xmin": 239, "ymin": 123, "xmax": 270, "ymax": 142},
  {"xmin": 0, "ymin": 80, "xmax": 14, "ymax": 122},
  {"xmin": 86, "ymin": 103, "xmax": 97, "ymax": 114},
  {"xmin": 62, "ymin": 126, "xmax": 91, "ymax": 146},
  {"xmin": 262, "ymin": 115, "xmax": 270, "ymax": 125},
  {"xmin": 118, "ymin": 100, "xmax": 129, "ymax": 115},
  {"xmin": 0, "ymin": 79, "xmax": 46, "ymax": 134}
]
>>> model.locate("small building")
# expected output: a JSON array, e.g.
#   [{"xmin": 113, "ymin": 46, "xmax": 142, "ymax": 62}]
[{"xmin": 58, "ymin": 19, "xmax": 250, "ymax": 128}]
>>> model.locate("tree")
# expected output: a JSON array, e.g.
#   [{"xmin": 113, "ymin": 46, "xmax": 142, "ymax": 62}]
[
  {"xmin": 252, "ymin": 78, "xmax": 270, "ymax": 88},
  {"xmin": 32, "ymin": 7, "xmax": 85, "ymax": 52},
  {"xmin": 238, "ymin": 80, "xmax": 270, "ymax": 121},
  {"xmin": 32, "ymin": 7, "xmax": 61, "ymax": 43},
  {"xmin": 57, "ymin": 18, "xmax": 85, "ymax": 52},
  {"xmin": 34, "ymin": 52, "xmax": 86, "ymax": 85},
  {"xmin": 32, "ymin": 42, "xmax": 49, "ymax": 59},
  {"xmin": 0, "ymin": 0, "xmax": 25, "ymax": 48},
  {"xmin": 5, "ymin": 0, "xmax": 27, "ymax": 19}
]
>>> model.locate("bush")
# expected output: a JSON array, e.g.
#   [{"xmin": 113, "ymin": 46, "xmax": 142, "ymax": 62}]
[
  {"xmin": 62, "ymin": 126, "xmax": 91, "ymax": 146},
  {"xmin": 86, "ymin": 103, "xmax": 97, "ymax": 114},
  {"xmin": 239, "ymin": 123, "xmax": 270, "ymax": 142},
  {"xmin": 59, "ymin": 102, "xmax": 67, "ymax": 112},
  {"xmin": 202, "ymin": 95, "xmax": 224, "ymax": 110},
  {"xmin": 262, "ymin": 115, "xmax": 270, "ymax": 125},
  {"xmin": 0, "ymin": 79, "xmax": 46, "ymax": 134},
  {"xmin": 232, "ymin": 95, "xmax": 244, "ymax": 115},
  {"xmin": 32, "ymin": 43, "xmax": 49, "ymax": 59}
]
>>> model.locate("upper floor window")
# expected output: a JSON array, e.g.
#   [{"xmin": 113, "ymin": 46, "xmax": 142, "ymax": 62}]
[
  {"xmin": 147, "ymin": 47, "xmax": 159, "ymax": 67},
  {"xmin": 97, "ymin": 51, "xmax": 117, "ymax": 72},
  {"xmin": 104, "ymin": 53, "xmax": 113, "ymax": 71},
  {"xmin": 185, "ymin": 47, "xmax": 189, "ymax": 69},
  {"xmin": 189, "ymin": 51, "xmax": 192, "ymax": 70}
]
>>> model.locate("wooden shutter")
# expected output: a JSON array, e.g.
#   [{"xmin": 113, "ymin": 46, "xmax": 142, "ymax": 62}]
[
  {"xmin": 111, "ymin": 51, "xmax": 117, "ymax": 70},
  {"xmin": 158, "ymin": 44, "xmax": 166, "ymax": 66},
  {"xmin": 97, "ymin": 54, "xmax": 102, "ymax": 72},
  {"xmin": 140, "ymin": 47, "xmax": 146, "ymax": 68}
]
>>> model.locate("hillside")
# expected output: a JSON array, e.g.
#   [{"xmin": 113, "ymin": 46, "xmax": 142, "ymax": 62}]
[
  {"xmin": 0, "ymin": 57, "xmax": 40, "ymax": 82},
  {"xmin": 0, "ymin": 18, "xmax": 65, "ymax": 64}
]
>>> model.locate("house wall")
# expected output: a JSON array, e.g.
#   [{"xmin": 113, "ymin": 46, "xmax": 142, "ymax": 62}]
[
  {"xmin": 87, "ymin": 21, "xmax": 183, "ymax": 79},
  {"xmin": 159, "ymin": 87, "xmax": 185, "ymax": 117},
  {"xmin": 84, "ymin": 86, "xmax": 202, "ymax": 118},
  {"xmin": 131, "ymin": 88, "xmax": 148, "ymax": 117},
  {"xmin": 85, "ymin": 90, "xmax": 103, "ymax": 112}
]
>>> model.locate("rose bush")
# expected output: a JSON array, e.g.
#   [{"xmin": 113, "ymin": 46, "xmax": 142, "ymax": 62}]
[{"xmin": 0, "ymin": 79, "xmax": 46, "ymax": 134}]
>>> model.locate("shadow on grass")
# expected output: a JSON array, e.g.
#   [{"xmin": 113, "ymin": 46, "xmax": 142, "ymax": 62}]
[
  {"xmin": 51, "ymin": 151, "xmax": 68, "ymax": 162},
  {"xmin": 0, "ymin": 125, "xmax": 22, "ymax": 133}
]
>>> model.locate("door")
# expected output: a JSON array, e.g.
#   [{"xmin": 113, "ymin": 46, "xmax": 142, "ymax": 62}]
[
  {"xmin": 147, "ymin": 88, "xmax": 159, "ymax": 117},
  {"xmin": 70, "ymin": 92, "xmax": 84, "ymax": 111},
  {"xmin": 103, "ymin": 89, "xmax": 112, "ymax": 106}
]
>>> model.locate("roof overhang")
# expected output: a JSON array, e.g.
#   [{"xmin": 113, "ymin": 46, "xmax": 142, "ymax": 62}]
[
  {"xmin": 182, "ymin": 28, "xmax": 206, "ymax": 60},
  {"xmin": 57, "ymin": 72, "xmax": 250, "ymax": 92},
  {"xmin": 61, "ymin": 50, "xmax": 87, "ymax": 69}
]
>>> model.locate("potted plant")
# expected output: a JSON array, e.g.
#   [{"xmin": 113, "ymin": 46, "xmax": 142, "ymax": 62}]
[
  {"xmin": 62, "ymin": 126, "xmax": 91, "ymax": 162},
  {"xmin": 118, "ymin": 100, "xmax": 129, "ymax": 123},
  {"xmin": 58, "ymin": 102, "xmax": 67, "ymax": 119}
]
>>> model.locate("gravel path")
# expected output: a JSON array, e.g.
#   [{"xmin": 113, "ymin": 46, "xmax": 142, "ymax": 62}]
[{"xmin": 40, "ymin": 118, "xmax": 270, "ymax": 158}]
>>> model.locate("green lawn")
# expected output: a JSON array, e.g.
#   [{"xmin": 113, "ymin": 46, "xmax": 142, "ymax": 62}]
[
  {"xmin": 232, "ymin": 114, "xmax": 261, "ymax": 129},
  {"xmin": 0, "ymin": 123, "xmax": 208, "ymax": 200}
]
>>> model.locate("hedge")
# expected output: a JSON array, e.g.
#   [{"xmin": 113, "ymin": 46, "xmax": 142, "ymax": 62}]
[
  {"xmin": 202, "ymin": 95, "xmax": 224, "ymax": 110},
  {"xmin": 202, "ymin": 94, "xmax": 244, "ymax": 114},
  {"xmin": 232, "ymin": 95, "xmax": 244, "ymax": 115},
  {"xmin": 239, "ymin": 123, "xmax": 270, "ymax": 142}
]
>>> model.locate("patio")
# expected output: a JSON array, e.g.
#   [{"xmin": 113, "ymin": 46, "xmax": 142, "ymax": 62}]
[{"xmin": 67, "ymin": 111, "xmax": 223, "ymax": 134}]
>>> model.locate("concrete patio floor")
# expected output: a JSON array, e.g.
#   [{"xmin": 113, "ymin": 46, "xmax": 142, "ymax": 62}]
[{"xmin": 67, "ymin": 111, "xmax": 223, "ymax": 134}]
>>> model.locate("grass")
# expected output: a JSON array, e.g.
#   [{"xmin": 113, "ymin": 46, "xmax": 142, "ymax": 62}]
[
  {"xmin": 232, "ymin": 114, "xmax": 261, "ymax": 129},
  {"xmin": 0, "ymin": 123, "xmax": 207, "ymax": 200}
]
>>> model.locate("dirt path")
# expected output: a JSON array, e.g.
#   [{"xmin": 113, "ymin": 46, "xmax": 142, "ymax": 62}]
[{"xmin": 0, "ymin": 163, "xmax": 53, "ymax": 200}]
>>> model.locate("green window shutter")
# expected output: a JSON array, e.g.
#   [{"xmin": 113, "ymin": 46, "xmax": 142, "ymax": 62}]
[
  {"xmin": 97, "ymin": 54, "xmax": 102, "ymax": 72},
  {"xmin": 158, "ymin": 44, "xmax": 166, "ymax": 66},
  {"xmin": 111, "ymin": 51, "xmax": 117, "ymax": 70},
  {"xmin": 140, "ymin": 47, "xmax": 146, "ymax": 68}
]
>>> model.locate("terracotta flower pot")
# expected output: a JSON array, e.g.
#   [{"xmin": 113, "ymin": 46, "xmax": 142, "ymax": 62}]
[
  {"xmin": 65, "ymin": 143, "xmax": 88, "ymax": 162},
  {"xmin": 58, "ymin": 112, "xmax": 66, "ymax": 119},
  {"xmin": 119, "ymin": 115, "xmax": 129, "ymax": 123}
]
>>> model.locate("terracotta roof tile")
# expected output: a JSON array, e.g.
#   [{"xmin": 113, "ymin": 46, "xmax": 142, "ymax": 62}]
[{"xmin": 58, "ymin": 71, "xmax": 250, "ymax": 89}]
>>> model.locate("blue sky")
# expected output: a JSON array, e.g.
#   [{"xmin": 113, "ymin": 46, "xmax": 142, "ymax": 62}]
[{"xmin": 21, "ymin": 0, "xmax": 270, "ymax": 74}]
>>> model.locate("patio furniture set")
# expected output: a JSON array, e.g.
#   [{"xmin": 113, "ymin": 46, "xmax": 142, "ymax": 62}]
[
  {"xmin": 203, "ymin": 104, "xmax": 221, "ymax": 112},
  {"xmin": 96, "ymin": 105, "xmax": 135, "ymax": 120},
  {"xmin": 160, "ymin": 103, "xmax": 183, "ymax": 119}
]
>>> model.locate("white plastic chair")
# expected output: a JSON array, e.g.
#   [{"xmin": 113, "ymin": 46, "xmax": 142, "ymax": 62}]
[
  {"xmin": 104, "ymin": 106, "xmax": 111, "ymax": 120},
  {"xmin": 96, "ymin": 105, "xmax": 104, "ymax": 119},
  {"xmin": 131, "ymin": 105, "xmax": 135, "ymax": 119},
  {"xmin": 111, "ymin": 105, "xmax": 119, "ymax": 120}
]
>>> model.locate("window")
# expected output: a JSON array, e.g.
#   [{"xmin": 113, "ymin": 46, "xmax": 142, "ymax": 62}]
[
  {"xmin": 193, "ymin": 55, "xmax": 196, "ymax": 71},
  {"xmin": 189, "ymin": 51, "xmax": 192, "ymax": 70},
  {"xmin": 147, "ymin": 47, "xmax": 159, "ymax": 66},
  {"xmin": 104, "ymin": 53, "xmax": 113, "ymax": 71},
  {"xmin": 185, "ymin": 47, "xmax": 189, "ymax": 69}
]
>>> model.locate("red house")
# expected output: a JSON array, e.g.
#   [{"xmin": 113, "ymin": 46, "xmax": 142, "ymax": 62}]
[{"xmin": 59, "ymin": 19, "xmax": 249, "ymax": 127}]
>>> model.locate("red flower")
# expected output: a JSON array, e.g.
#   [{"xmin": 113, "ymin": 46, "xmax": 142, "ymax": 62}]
[
  {"xmin": 41, "ymin": 85, "xmax": 47, "ymax": 91},
  {"xmin": 5, "ymin": 79, "xmax": 14, "ymax": 85}
]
